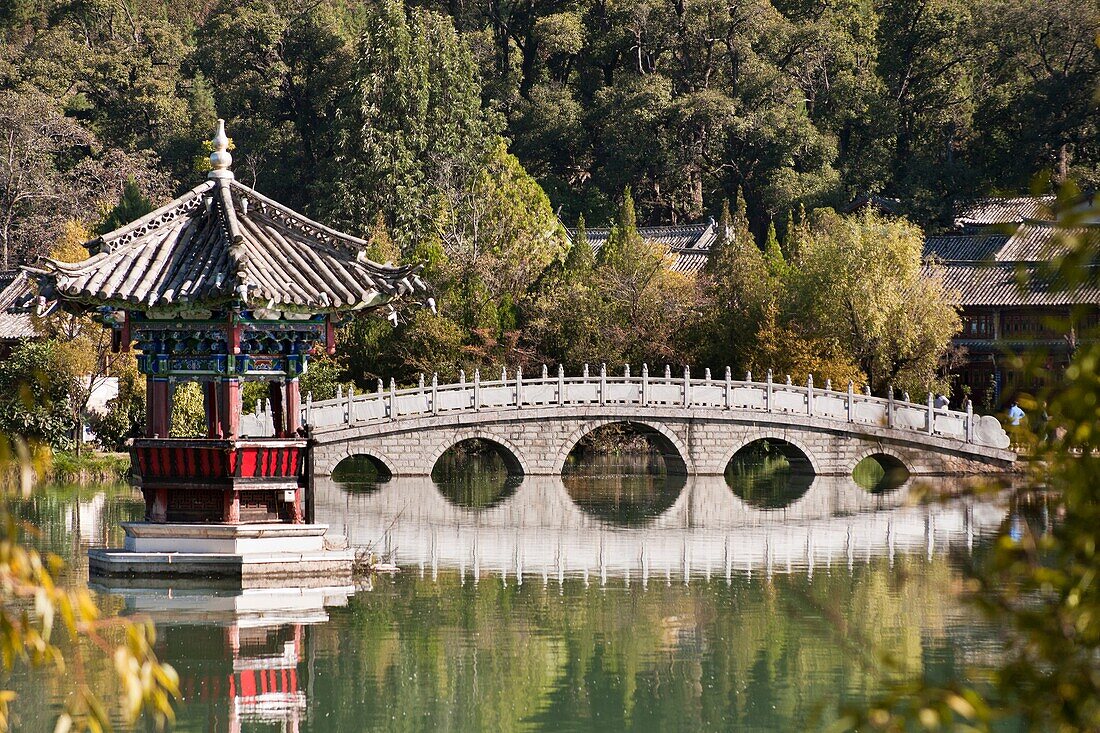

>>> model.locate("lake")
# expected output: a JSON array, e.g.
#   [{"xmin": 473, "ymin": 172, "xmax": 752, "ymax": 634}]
[{"xmin": 8, "ymin": 449, "xmax": 1036, "ymax": 731}]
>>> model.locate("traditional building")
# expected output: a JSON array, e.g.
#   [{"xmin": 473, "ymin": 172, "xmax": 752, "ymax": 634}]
[
  {"xmin": 925, "ymin": 195, "xmax": 1100, "ymax": 405},
  {"xmin": 30, "ymin": 120, "xmax": 428, "ymax": 580},
  {"xmin": 565, "ymin": 219, "xmax": 719, "ymax": 273}
]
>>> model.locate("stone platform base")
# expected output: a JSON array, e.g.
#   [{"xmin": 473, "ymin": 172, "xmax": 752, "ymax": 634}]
[{"xmin": 89, "ymin": 522, "xmax": 354, "ymax": 582}]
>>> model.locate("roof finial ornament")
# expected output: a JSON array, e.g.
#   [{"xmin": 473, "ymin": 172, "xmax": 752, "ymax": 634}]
[{"xmin": 208, "ymin": 118, "xmax": 233, "ymax": 180}]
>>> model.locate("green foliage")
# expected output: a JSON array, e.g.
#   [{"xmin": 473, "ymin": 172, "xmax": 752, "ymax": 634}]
[
  {"xmin": 301, "ymin": 354, "xmax": 351, "ymax": 402},
  {"xmin": 0, "ymin": 340, "xmax": 76, "ymax": 451},
  {"xmin": 168, "ymin": 382, "xmax": 205, "ymax": 438},
  {"xmin": 791, "ymin": 209, "xmax": 960, "ymax": 394},
  {"xmin": 90, "ymin": 370, "xmax": 145, "ymax": 452}
]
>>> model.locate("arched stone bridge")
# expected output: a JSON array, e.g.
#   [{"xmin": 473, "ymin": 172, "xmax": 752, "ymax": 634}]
[{"xmin": 242, "ymin": 366, "xmax": 1016, "ymax": 477}]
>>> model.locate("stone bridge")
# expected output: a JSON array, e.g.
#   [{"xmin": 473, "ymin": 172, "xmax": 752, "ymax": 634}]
[{"xmin": 242, "ymin": 366, "xmax": 1016, "ymax": 477}]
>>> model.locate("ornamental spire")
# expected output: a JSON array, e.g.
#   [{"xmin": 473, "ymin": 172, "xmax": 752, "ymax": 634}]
[{"xmin": 208, "ymin": 118, "xmax": 233, "ymax": 180}]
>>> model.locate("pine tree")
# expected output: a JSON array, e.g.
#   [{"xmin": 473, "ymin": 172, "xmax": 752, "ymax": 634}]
[
  {"xmin": 564, "ymin": 213, "xmax": 594, "ymax": 273},
  {"xmin": 96, "ymin": 179, "xmax": 153, "ymax": 236}
]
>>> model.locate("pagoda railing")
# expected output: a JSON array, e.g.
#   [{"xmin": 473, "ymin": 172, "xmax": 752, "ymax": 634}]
[{"xmin": 241, "ymin": 365, "xmax": 1007, "ymax": 450}]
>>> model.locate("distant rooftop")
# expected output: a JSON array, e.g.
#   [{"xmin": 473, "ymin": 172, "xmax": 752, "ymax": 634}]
[
  {"xmin": 565, "ymin": 220, "xmax": 719, "ymax": 273},
  {"xmin": 0, "ymin": 270, "xmax": 37, "ymax": 341},
  {"xmin": 953, "ymin": 195, "xmax": 1056, "ymax": 229}
]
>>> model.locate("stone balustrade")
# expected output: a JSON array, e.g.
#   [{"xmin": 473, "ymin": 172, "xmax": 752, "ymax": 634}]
[{"xmin": 242, "ymin": 364, "xmax": 1008, "ymax": 451}]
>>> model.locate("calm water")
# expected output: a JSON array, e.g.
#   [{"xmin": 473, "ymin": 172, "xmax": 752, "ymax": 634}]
[{"xmin": 8, "ymin": 451, "xmax": 1039, "ymax": 732}]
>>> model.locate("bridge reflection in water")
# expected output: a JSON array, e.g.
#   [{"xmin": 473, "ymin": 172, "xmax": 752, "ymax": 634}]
[{"xmin": 314, "ymin": 466, "xmax": 1006, "ymax": 585}]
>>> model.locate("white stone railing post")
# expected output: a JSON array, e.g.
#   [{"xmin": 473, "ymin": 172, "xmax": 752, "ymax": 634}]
[
  {"xmin": 305, "ymin": 391, "xmax": 312, "ymax": 426},
  {"xmin": 347, "ymin": 385, "xmax": 355, "ymax": 424},
  {"xmin": 459, "ymin": 369, "xmax": 466, "ymax": 385},
  {"xmin": 766, "ymin": 370, "xmax": 773, "ymax": 412},
  {"xmin": 500, "ymin": 365, "xmax": 507, "ymax": 383},
  {"xmin": 583, "ymin": 363, "xmax": 589, "ymax": 382},
  {"xmin": 807, "ymin": 374, "xmax": 814, "ymax": 416},
  {"xmin": 557, "ymin": 364, "xmax": 565, "ymax": 405},
  {"xmin": 474, "ymin": 369, "xmax": 481, "ymax": 411},
  {"xmin": 887, "ymin": 385, "xmax": 894, "ymax": 429},
  {"xmin": 641, "ymin": 363, "xmax": 649, "ymax": 406},
  {"xmin": 542, "ymin": 364, "xmax": 548, "ymax": 380},
  {"xmin": 664, "ymin": 364, "xmax": 671, "ymax": 381},
  {"xmin": 965, "ymin": 399, "xmax": 974, "ymax": 443},
  {"xmin": 682, "ymin": 366, "xmax": 690, "ymax": 407},
  {"xmin": 376, "ymin": 379, "xmax": 383, "ymax": 394},
  {"xmin": 431, "ymin": 373, "xmax": 439, "ymax": 415},
  {"xmin": 516, "ymin": 366, "xmax": 523, "ymax": 408},
  {"xmin": 599, "ymin": 363, "xmax": 607, "ymax": 405},
  {"xmin": 704, "ymin": 367, "xmax": 711, "ymax": 382},
  {"xmin": 847, "ymin": 381, "xmax": 854, "ymax": 422},
  {"xmin": 389, "ymin": 378, "xmax": 398, "ymax": 419},
  {"xmin": 724, "ymin": 367, "xmax": 732, "ymax": 409},
  {"xmin": 926, "ymin": 392, "xmax": 934, "ymax": 435},
  {"xmin": 624, "ymin": 363, "xmax": 630, "ymax": 379}
]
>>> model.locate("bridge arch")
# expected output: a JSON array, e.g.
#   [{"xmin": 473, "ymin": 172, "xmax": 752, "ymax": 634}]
[
  {"xmin": 321, "ymin": 445, "xmax": 397, "ymax": 479},
  {"xmin": 719, "ymin": 431, "xmax": 821, "ymax": 476},
  {"xmin": 850, "ymin": 446, "xmax": 910, "ymax": 492},
  {"xmin": 553, "ymin": 419, "xmax": 692, "ymax": 475},
  {"xmin": 428, "ymin": 429, "xmax": 529, "ymax": 477}
]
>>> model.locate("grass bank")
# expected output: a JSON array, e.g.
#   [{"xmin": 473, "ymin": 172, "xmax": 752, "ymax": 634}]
[{"xmin": 2, "ymin": 449, "xmax": 130, "ymax": 488}]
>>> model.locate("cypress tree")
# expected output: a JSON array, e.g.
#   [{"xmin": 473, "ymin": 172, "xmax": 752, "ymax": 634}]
[
  {"xmin": 599, "ymin": 186, "xmax": 643, "ymax": 269},
  {"xmin": 564, "ymin": 213, "xmax": 594, "ymax": 273},
  {"xmin": 763, "ymin": 219, "xmax": 787, "ymax": 278},
  {"xmin": 706, "ymin": 198, "xmax": 732, "ymax": 273}
]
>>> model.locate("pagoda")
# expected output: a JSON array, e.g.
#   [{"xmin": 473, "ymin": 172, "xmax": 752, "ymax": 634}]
[{"xmin": 30, "ymin": 120, "xmax": 428, "ymax": 580}]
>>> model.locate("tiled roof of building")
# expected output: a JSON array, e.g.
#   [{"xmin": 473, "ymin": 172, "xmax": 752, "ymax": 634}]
[
  {"xmin": 0, "ymin": 270, "xmax": 38, "ymax": 341},
  {"xmin": 994, "ymin": 220, "xmax": 1100, "ymax": 263},
  {"xmin": 935, "ymin": 262, "xmax": 1100, "ymax": 308},
  {"xmin": 923, "ymin": 234, "xmax": 1010, "ymax": 262},
  {"xmin": 29, "ymin": 121, "xmax": 428, "ymax": 315},
  {"xmin": 953, "ymin": 195, "xmax": 1055, "ymax": 228},
  {"xmin": 565, "ymin": 221, "xmax": 719, "ymax": 273}
]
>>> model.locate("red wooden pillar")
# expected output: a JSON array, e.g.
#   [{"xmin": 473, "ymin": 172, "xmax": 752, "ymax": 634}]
[
  {"xmin": 286, "ymin": 379, "xmax": 301, "ymax": 436},
  {"xmin": 204, "ymin": 382, "xmax": 221, "ymax": 438},
  {"xmin": 269, "ymin": 382, "xmax": 286, "ymax": 438},
  {"xmin": 220, "ymin": 378, "xmax": 241, "ymax": 440},
  {"xmin": 146, "ymin": 378, "xmax": 171, "ymax": 437}
]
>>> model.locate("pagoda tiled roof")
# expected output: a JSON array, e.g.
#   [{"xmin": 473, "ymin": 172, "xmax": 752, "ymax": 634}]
[
  {"xmin": 30, "ymin": 178, "xmax": 426, "ymax": 313},
  {"xmin": 565, "ymin": 220, "xmax": 718, "ymax": 273}
]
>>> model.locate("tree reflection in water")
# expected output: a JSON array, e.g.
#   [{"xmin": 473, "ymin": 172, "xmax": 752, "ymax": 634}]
[
  {"xmin": 432, "ymin": 440, "xmax": 522, "ymax": 509},
  {"xmin": 726, "ymin": 440, "xmax": 814, "ymax": 510}
]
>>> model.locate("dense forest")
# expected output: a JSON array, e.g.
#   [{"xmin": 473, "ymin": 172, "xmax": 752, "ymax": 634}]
[{"xmin": 0, "ymin": 0, "xmax": 1096, "ymax": 441}]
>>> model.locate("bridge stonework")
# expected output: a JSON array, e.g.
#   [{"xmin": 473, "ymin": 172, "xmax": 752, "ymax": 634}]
[{"xmin": 309, "ymin": 406, "xmax": 1014, "ymax": 478}]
